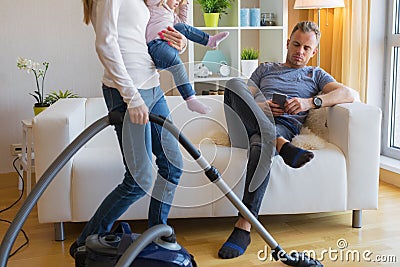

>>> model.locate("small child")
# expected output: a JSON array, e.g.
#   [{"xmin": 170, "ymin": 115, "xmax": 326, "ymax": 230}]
[{"xmin": 146, "ymin": 0, "xmax": 229, "ymax": 114}]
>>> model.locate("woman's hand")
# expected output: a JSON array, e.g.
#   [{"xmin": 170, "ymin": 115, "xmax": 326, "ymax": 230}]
[
  {"xmin": 159, "ymin": 26, "xmax": 187, "ymax": 51},
  {"xmin": 128, "ymin": 104, "xmax": 149, "ymax": 124}
]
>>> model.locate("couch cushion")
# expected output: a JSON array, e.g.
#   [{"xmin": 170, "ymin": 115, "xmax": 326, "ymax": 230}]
[
  {"xmin": 212, "ymin": 143, "xmax": 347, "ymax": 216},
  {"xmin": 261, "ymin": 143, "xmax": 347, "ymax": 214},
  {"xmin": 71, "ymin": 147, "xmax": 126, "ymax": 221},
  {"xmin": 167, "ymin": 95, "xmax": 228, "ymax": 144},
  {"xmin": 169, "ymin": 144, "xmax": 248, "ymax": 218}
]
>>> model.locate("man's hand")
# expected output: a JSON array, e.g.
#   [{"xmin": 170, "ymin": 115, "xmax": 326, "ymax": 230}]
[
  {"xmin": 265, "ymin": 100, "xmax": 285, "ymax": 116},
  {"xmin": 160, "ymin": 26, "xmax": 187, "ymax": 51},
  {"xmin": 284, "ymin": 97, "xmax": 313, "ymax": 115},
  {"xmin": 128, "ymin": 104, "xmax": 149, "ymax": 124}
]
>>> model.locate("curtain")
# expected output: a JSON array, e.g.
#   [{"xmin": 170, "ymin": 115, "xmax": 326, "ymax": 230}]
[
  {"xmin": 305, "ymin": 0, "xmax": 370, "ymax": 102},
  {"xmin": 340, "ymin": 0, "xmax": 370, "ymax": 102}
]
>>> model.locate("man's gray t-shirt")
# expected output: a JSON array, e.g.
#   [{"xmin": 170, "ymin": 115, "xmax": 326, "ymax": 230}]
[{"xmin": 249, "ymin": 62, "xmax": 336, "ymax": 129}]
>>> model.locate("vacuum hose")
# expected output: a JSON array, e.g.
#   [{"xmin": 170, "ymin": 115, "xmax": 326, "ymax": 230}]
[{"xmin": 0, "ymin": 114, "xmax": 115, "ymax": 267}]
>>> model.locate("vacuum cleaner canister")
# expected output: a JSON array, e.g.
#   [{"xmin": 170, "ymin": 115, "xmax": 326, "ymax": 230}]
[{"xmin": 77, "ymin": 222, "xmax": 196, "ymax": 267}]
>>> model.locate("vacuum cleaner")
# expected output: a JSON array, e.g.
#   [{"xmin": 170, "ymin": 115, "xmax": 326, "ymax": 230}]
[
  {"xmin": 81, "ymin": 222, "xmax": 196, "ymax": 267},
  {"xmin": 0, "ymin": 85, "xmax": 323, "ymax": 267}
]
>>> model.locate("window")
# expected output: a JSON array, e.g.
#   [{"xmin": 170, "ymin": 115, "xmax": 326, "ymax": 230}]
[{"xmin": 383, "ymin": 0, "xmax": 400, "ymax": 160}]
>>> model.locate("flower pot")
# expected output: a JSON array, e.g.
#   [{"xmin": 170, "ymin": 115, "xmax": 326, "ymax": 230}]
[
  {"xmin": 204, "ymin": 13, "xmax": 220, "ymax": 27},
  {"xmin": 241, "ymin": 59, "xmax": 259, "ymax": 78},
  {"xmin": 33, "ymin": 105, "xmax": 49, "ymax": 116}
]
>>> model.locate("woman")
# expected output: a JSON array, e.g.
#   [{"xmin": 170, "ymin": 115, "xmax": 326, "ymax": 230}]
[{"xmin": 70, "ymin": 0, "xmax": 186, "ymax": 258}]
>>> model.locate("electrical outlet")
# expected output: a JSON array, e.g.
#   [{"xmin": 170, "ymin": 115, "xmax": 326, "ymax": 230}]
[{"xmin": 10, "ymin": 144, "xmax": 22, "ymax": 156}]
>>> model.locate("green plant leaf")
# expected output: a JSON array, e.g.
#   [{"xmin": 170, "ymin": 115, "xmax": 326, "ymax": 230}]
[
  {"xmin": 196, "ymin": 0, "xmax": 234, "ymax": 15},
  {"xmin": 44, "ymin": 89, "xmax": 80, "ymax": 105},
  {"xmin": 241, "ymin": 47, "xmax": 259, "ymax": 60}
]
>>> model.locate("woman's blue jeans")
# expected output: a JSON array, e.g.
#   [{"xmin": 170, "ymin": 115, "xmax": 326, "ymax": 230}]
[
  {"xmin": 77, "ymin": 85, "xmax": 182, "ymax": 245},
  {"xmin": 147, "ymin": 23, "xmax": 209, "ymax": 100}
]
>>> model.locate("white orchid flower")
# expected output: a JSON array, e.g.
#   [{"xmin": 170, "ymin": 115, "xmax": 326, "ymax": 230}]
[{"xmin": 16, "ymin": 56, "xmax": 50, "ymax": 106}]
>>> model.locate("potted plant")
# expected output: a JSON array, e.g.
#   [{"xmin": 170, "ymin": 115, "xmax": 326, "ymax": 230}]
[
  {"xmin": 17, "ymin": 57, "xmax": 50, "ymax": 115},
  {"xmin": 44, "ymin": 90, "xmax": 80, "ymax": 105},
  {"xmin": 240, "ymin": 47, "xmax": 259, "ymax": 78},
  {"xmin": 196, "ymin": 0, "xmax": 234, "ymax": 27}
]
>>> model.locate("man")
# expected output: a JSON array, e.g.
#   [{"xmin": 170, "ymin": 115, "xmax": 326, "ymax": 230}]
[{"xmin": 218, "ymin": 21, "xmax": 355, "ymax": 259}]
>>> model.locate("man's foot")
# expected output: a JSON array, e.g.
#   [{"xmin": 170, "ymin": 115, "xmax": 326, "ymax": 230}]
[
  {"xmin": 218, "ymin": 227, "xmax": 251, "ymax": 259},
  {"xmin": 279, "ymin": 142, "xmax": 314, "ymax": 168},
  {"xmin": 186, "ymin": 96, "xmax": 212, "ymax": 114},
  {"xmin": 207, "ymin": 32, "xmax": 229, "ymax": 49}
]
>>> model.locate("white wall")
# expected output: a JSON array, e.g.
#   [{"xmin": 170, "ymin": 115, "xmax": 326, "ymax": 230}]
[{"xmin": 0, "ymin": 1, "xmax": 103, "ymax": 173}]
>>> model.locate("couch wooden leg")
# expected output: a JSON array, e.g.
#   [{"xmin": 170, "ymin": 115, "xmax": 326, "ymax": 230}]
[
  {"xmin": 352, "ymin": 210, "xmax": 362, "ymax": 228},
  {"xmin": 54, "ymin": 222, "xmax": 65, "ymax": 241}
]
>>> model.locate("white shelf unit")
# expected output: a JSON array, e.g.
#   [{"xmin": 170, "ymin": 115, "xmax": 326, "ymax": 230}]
[{"xmin": 186, "ymin": 0, "xmax": 288, "ymax": 94}]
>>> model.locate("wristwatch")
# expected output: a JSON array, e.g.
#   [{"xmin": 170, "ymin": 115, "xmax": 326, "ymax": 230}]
[{"xmin": 313, "ymin": 96, "xmax": 322, "ymax": 109}]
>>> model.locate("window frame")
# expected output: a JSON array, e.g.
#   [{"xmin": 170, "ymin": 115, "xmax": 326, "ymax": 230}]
[{"xmin": 382, "ymin": 0, "xmax": 400, "ymax": 160}]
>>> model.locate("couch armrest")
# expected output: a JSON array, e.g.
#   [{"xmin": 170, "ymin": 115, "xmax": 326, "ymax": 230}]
[
  {"xmin": 327, "ymin": 102, "xmax": 382, "ymax": 210},
  {"xmin": 33, "ymin": 98, "xmax": 87, "ymax": 223}
]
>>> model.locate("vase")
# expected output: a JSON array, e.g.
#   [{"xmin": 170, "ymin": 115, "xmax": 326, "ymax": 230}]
[
  {"xmin": 203, "ymin": 13, "xmax": 220, "ymax": 27},
  {"xmin": 250, "ymin": 8, "xmax": 260, "ymax": 27},
  {"xmin": 241, "ymin": 59, "xmax": 259, "ymax": 78},
  {"xmin": 240, "ymin": 8, "xmax": 250, "ymax": 27},
  {"xmin": 33, "ymin": 105, "xmax": 49, "ymax": 116}
]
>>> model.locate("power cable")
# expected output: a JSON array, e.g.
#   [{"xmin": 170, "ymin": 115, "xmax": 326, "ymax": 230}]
[{"xmin": 0, "ymin": 157, "xmax": 30, "ymax": 257}]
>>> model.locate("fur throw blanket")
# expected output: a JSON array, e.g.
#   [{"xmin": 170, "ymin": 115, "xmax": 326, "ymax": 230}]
[{"xmin": 291, "ymin": 108, "xmax": 329, "ymax": 150}]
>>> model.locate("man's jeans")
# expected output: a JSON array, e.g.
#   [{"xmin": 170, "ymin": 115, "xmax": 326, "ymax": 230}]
[
  {"xmin": 223, "ymin": 78, "xmax": 298, "ymax": 218},
  {"xmin": 77, "ymin": 85, "xmax": 182, "ymax": 245}
]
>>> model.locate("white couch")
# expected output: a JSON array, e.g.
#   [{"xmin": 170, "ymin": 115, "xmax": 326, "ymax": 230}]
[{"xmin": 33, "ymin": 95, "xmax": 382, "ymax": 240}]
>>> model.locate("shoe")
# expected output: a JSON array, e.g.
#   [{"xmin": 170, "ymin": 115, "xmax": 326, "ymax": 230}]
[
  {"xmin": 75, "ymin": 246, "xmax": 87, "ymax": 267},
  {"xmin": 70, "ymin": 241, "xmax": 87, "ymax": 266}
]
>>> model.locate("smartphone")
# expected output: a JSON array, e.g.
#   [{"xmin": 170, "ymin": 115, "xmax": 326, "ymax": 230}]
[{"xmin": 272, "ymin": 93, "xmax": 287, "ymax": 108}]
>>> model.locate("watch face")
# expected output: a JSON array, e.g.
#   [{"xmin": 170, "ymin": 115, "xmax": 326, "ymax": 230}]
[
  {"xmin": 219, "ymin": 64, "xmax": 230, "ymax": 77},
  {"xmin": 313, "ymin": 97, "xmax": 322, "ymax": 107}
]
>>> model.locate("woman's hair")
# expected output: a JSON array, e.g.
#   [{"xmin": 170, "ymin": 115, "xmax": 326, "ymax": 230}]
[
  {"xmin": 82, "ymin": 0, "xmax": 93, "ymax": 25},
  {"xmin": 290, "ymin": 21, "xmax": 321, "ymax": 44}
]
